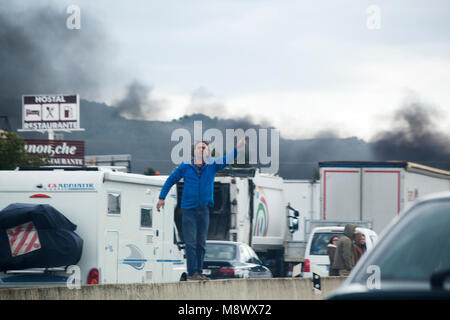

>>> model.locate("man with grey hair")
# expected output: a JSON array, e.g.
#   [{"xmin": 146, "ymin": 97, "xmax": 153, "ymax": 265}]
[{"xmin": 157, "ymin": 138, "xmax": 246, "ymax": 280}]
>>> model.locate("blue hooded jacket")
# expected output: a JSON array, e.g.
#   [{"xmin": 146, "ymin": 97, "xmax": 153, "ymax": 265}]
[{"xmin": 158, "ymin": 148, "xmax": 238, "ymax": 209}]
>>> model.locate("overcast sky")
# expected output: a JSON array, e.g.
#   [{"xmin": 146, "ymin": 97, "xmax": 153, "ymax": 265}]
[{"xmin": 7, "ymin": 0, "xmax": 450, "ymax": 140}]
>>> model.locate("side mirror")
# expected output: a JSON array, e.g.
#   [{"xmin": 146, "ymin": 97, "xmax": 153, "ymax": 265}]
[
  {"xmin": 289, "ymin": 219, "xmax": 299, "ymax": 233},
  {"xmin": 431, "ymin": 268, "xmax": 450, "ymax": 290},
  {"xmin": 287, "ymin": 203, "xmax": 300, "ymax": 233}
]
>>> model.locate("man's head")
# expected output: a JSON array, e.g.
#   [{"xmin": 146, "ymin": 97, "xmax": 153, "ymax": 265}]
[
  {"xmin": 192, "ymin": 140, "xmax": 210, "ymax": 164},
  {"xmin": 344, "ymin": 224, "xmax": 357, "ymax": 239}
]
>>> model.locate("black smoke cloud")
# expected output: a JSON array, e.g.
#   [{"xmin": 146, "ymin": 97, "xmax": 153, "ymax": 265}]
[
  {"xmin": 0, "ymin": 2, "xmax": 115, "ymax": 101},
  {"xmin": 371, "ymin": 103, "xmax": 450, "ymax": 169},
  {"xmin": 1, "ymin": 3, "xmax": 449, "ymax": 177},
  {"xmin": 185, "ymin": 87, "xmax": 273, "ymax": 130},
  {"xmin": 114, "ymin": 81, "xmax": 167, "ymax": 120}
]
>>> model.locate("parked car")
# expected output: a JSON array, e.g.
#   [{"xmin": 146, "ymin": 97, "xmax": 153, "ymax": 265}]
[
  {"xmin": 202, "ymin": 241, "xmax": 272, "ymax": 279},
  {"xmin": 302, "ymin": 226, "xmax": 378, "ymax": 278},
  {"xmin": 327, "ymin": 192, "xmax": 450, "ymax": 300}
]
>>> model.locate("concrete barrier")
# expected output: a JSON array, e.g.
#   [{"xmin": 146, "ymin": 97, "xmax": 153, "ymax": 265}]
[{"xmin": 0, "ymin": 277, "xmax": 346, "ymax": 300}]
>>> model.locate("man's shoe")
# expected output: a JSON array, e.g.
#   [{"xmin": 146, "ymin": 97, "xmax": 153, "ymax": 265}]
[
  {"xmin": 187, "ymin": 273, "xmax": 203, "ymax": 281},
  {"xmin": 199, "ymin": 274, "xmax": 210, "ymax": 280}
]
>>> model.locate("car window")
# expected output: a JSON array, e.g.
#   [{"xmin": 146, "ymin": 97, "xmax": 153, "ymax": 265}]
[
  {"xmin": 246, "ymin": 245, "xmax": 263, "ymax": 265},
  {"xmin": 352, "ymin": 200, "xmax": 450, "ymax": 283},
  {"xmin": 309, "ymin": 232, "xmax": 342, "ymax": 255},
  {"xmin": 205, "ymin": 243, "xmax": 237, "ymax": 261},
  {"xmin": 239, "ymin": 244, "xmax": 251, "ymax": 263}
]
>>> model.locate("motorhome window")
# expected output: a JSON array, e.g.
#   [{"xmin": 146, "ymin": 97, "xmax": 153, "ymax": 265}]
[
  {"xmin": 141, "ymin": 208, "xmax": 152, "ymax": 228},
  {"xmin": 107, "ymin": 192, "xmax": 121, "ymax": 215}
]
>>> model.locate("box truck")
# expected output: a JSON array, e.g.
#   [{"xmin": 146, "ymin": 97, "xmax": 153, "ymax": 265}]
[
  {"xmin": 0, "ymin": 167, "xmax": 186, "ymax": 287},
  {"xmin": 319, "ymin": 161, "xmax": 450, "ymax": 234}
]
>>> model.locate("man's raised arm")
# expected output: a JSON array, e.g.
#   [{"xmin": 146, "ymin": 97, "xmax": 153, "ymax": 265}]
[{"xmin": 211, "ymin": 137, "xmax": 247, "ymax": 172}]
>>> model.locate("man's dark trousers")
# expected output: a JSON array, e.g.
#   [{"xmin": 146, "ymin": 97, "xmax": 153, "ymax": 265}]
[{"xmin": 182, "ymin": 207, "xmax": 210, "ymax": 276}]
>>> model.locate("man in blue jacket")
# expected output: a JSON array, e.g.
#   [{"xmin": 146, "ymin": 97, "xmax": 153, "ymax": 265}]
[{"xmin": 157, "ymin": 137, "xmax": 246, "ymax": 280}]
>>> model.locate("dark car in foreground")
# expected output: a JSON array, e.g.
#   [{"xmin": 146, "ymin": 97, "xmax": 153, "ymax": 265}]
[
  {"xmin": 202, "ymin": 241, "xmax": 272, "ymax": 279},
  {"xmin": 327, "ymin": 192, "xmax": 450, "ymax": 300}
]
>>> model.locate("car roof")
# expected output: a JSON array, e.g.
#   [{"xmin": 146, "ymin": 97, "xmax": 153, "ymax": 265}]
[
  {"xmin": 311, "ymin": 226, "xmax": 373, "ymax": 232},
  {"xmin": 206, "ymin": 240, "xmax": 241, "ymax": 246},
  {"xmin": 312, "ymin": 226, "xmax": 344, "ymax": 231}
]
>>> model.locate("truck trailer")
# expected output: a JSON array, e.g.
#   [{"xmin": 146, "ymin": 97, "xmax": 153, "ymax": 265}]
[{"xmin": 319, "ymin": 161, "xmax": 450, "ymax": 234}]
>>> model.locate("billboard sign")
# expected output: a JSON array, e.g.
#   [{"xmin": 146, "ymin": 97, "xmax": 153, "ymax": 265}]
[
  {"xmin": 24, "ymin": 139, "xmax": 85, "ymax": 166},
  {"xmin": 22, "ymin": 94, "xmax": 81, "ymax": 131}
]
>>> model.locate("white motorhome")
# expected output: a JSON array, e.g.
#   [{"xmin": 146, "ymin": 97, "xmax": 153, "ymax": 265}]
[
  {"xmin": 0, "ymin": 167, "xmax": 186, "ymax": 287},
  {"xmin": 319, "ymin": 161, "xmax": 450, "ymax": 234}
]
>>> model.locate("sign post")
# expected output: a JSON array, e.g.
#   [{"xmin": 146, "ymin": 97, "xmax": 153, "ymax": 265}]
[
  {"xmin": 18, "ymin": 94, "xmax": 85, "ymax": 166},
  {"xmin": 19, "ymin": 94, "xmax": 85, "ymax": 138}
]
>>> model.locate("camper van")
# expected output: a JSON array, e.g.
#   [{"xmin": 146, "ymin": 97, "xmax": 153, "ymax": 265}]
[{"xmin": 0, "ymin": 167, "xmax": 186, "ymax": 287}]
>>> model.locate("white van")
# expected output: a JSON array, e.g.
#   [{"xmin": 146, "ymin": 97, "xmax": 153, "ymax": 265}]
[
  {"xmin": 0, "ymin": 167, "xmax": 186, "ymax": 287},
  {"xmin": 302, "ymin": 226, "xmax": 377, "ymax": 278}
]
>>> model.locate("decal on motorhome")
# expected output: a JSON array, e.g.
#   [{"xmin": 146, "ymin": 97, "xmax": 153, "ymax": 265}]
[
  {"xmin": 253, "ymin": 188, "xmax": 269, "ymax": 236},
  {"xmin": 120, "ymin": 244, "xmax": 146, "ymax": 270},
  {"xmin": 45, "ymin": 183, "xmax": 95, "ymax": 192}
]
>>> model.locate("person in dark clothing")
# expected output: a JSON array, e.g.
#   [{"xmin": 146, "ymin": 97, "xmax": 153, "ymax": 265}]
[
  {"xmin": 333, "ymin": 224, "xmax": 357, "ymax": 276},
  {"xmin": 157, "ymin": 138, "xmax": 246, "ymax": 281},
  {"xmin": 326, "ymin": 236, "xmax": 340, "ymax": 276},
  {"xmin": 353, "ymin": 232, "xmax": 367, "ymax": 265}
]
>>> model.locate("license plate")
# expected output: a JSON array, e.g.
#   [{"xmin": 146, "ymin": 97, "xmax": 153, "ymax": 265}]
[{"xmin": 202, "ymin": 269, "xmax": 211, "ymax": 275}]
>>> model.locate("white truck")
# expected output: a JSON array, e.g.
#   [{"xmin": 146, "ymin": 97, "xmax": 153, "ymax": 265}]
[
  {"xmin": 319, "ymin": 161, "xmax": 450, "ymax": 234},
  {"xmin": 0, "ymin": 167, "xmax": 186, "ymax": 287},
  {"xmin": 168, "ymin": 168, "xmax": 301, "ymax": 277},
  {"xmin": 281, "ymin": 179, "xmax": 375, "ymax": 277}
]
